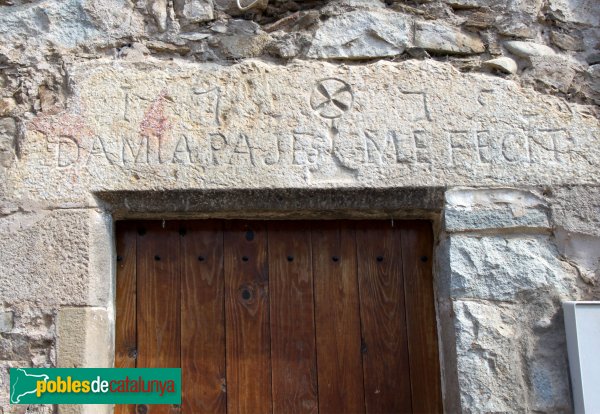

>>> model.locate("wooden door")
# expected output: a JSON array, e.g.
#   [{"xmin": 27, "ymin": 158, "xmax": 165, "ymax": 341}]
[{"xmin": 115, "ymin": 220, "xmax": 441, "ymax": 414}]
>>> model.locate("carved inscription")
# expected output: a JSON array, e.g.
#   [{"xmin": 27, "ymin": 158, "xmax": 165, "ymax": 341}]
[
  {"xmin": 193, "ymin": 87, "xmax": 221, "ymax": 126},
  {"xmin": 49, "ymin": 126, "xmax": 575, "ymax": 173},
  {"xmin": 41, "ymin": 79, "xmax": 581, "ymax": 182},
  {"xmin": 310, "ymin": 78, "xmax": 354, "ymax": 119}
]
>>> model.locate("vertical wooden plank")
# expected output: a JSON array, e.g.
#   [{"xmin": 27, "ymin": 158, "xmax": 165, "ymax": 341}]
[
  {"xmin": 137, "ymin": 221, "xmax": 181, "ymax": 414},
  {"xmin": 312, "ymin": 221, "xmax": 365, "ymax": 414},
  {"xmin": 181, "ymin": 220, "xmax": 226, "ymax": 414},
  {"xmin": 356, "ymin": 221, "xmax": 412, "ymax": 413},
  {"xmin": 224, "ymin": 220, "xmax": 271, "ymax": 414},
  {"xmin": 268, "ymin": 221, "xmax": 318, "ymax": 414},
  {"xmin": 401, "ymin": 221, "xmax": 442, "ymax": 413},
  {"xmin": 115, "ymin": 221, "xmax": 137, "ymax": 414}
]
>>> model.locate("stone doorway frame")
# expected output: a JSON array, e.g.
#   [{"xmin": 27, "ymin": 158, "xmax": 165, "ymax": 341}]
[{"xmin": 57, "ymin": 187, "xmax": 461, "ymax": 413}]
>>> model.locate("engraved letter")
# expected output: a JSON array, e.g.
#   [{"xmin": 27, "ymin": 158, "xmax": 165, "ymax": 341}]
[
  {"xmin": 229, "ymin": 134, "xmax": 255, "ymax": 166},
  {"xmin": 194, "ymin": 87, "xmax": 221, "ymax": 126},
  {"xmin": 57, "ymin": 136, "xmax": 80, "ymax": 167},
  {"xmin": 476, "ymin": 130, "xmax": 492, "ymax": 163},
  {"xmin": 86, "ymin": 136, "xmax": 114, "ymax": 165},
  {"xmin": 502, "ymin": 131, "xmax": 530, "ymax": 163},
  {"xmin": 293, "ymin": 132, "xmax": 325, "ymax": 166},
  {"xmin": 209, "ymin": 132, "xmax": 227, "ymax": 166},
  {"xmin": 122, "ymin": 136, "xmax": 150, "ymax": 164},
  {"xmin": 413, "ymin": 130, "xmax": 432, "ymax": 164},
  {"xmin": 530, "ymin": 128, "xmax": 573, "ymax": 164},
  {"xmin": 364, "ymin": 130, "xmax": 399, "ymax": 164},
  {"xmin": 172, "ymin": 135, "xmax": 193, "ymax": 164},
  {"xmin": 447, "ymin": 130, "xmax": 472, "ymax": 166}
]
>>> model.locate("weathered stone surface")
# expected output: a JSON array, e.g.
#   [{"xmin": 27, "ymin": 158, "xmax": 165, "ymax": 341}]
[
  {"xmin": 148, "ymin": 0, "xmax": 168, "ymax": 32},
  {"xmin": 496, "ymin": 15, "xmax": 538, "ymax": 38},
  {"xmin": 504, "ymin": 40, "xmax": 556, "ymax": 57},
  {"xmin": 547, "ymin": 0, "xmax": 600, "ymax": 26},
  {"xmin": 3, "ymin": 59, "xmax": 597, "ymax": 208},
  {"xmin": 586, "ymin": 64, "xmax": 600, "ymax": 101},
  {"xmin": 415, "ymin": 22, "xmax": 485, "ymax": 55},
  {"xmin": 555, "ymin": 229, "xmax": 600, "ymax": 284},
  {"xmin": 551, "ymin": 186, "xmax": 600, "ymax": 237},
  {"xmin": 587, "ymin": 53, "xmax": 600, "ymax": 66},
  {"xmin": 453, "ymin": 299, "xmax": 572, "ymax": 413},
  {"xmin": 454, "ymin": 300, "xmax": 527, "ymax": 412},
  {"xmin": 444, "ymin": 188, "xmax": 550, "ymax": 231},
  {"xmin": 0, "ymin": 311, "xmax": 14, "ymax": 332},
  {"xmin": 0, "ymin": 0, "xmax": 144, "ymax": 64},
  {"xmin": 525, "ymin": 55, "xmax": 581, "ymax": 92},
  {"xmin": 551, "ymin": 30, "xmax": 585, "ymax": 51},
  {"xmin": 307, "ymin": 10, "xmax": 412, "ymax": 59},
  {"xmin": 444, "ymin": 235, "xmax": 576, "ymax": 300},
  {"xmin": 57, "ymin": 307, "xmax": 112, "ymax": 414},
  {"xmin": 0, "ymin": 209, "xmax": 112, "ymax": 307},
  {"xmin": 215, "ymin": 32, "xmax": 272, "ymax": 58},
  {"xmin": 0, "ymin": 98, "xmax": 17, "ymax": 116},
  {"xmin": 0, "ymin": 117, "xmax": 17, "ymax": 168},
  {"xmin": 483, "ymin": 56, "xmax": 518, "ymax": 74},
  {"xmin": 174, "ymin": 0, "xmax": 214, "ymax": 25},
  {"xmin": 527, "ymin": 319, "xmax": 572, "ymax": 413},
  {"xmin": 57, "ymin": 307, "xmax": 111, "ymax": 368}
]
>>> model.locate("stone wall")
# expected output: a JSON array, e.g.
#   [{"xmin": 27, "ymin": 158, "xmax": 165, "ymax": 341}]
[
  {"xmin": 0, "ymin": 0, "xmax": 599, "ymax": 412},
  {"xmin": 438, "ymin": 187, "xmax": 600, "ymax": 413}
]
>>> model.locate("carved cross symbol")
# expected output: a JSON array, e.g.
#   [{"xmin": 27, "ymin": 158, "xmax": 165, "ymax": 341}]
[{"xmin": 310, "ymin": 78, "xmax": 354, "ymax": 119}]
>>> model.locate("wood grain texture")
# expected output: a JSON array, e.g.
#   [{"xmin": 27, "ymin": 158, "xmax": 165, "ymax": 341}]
[
  {"xmin": 114, "ymin": 221, "xmax": 137, "ymax": 414},
  {"xmin": 401, "ymin": 221, "xmax": 442, "ymax": 414},
  {"xmin": 356, "ymin": 221, "xmax": 412, "ymax": 414},
  {"xmin": 115, "ymin": 219, "xmax": 440, "ymax": 414},
  {"xmin": 268, "ymin": 221, "xmax": 318, "ymax": 414},
  {"xmin": 181, "ymin": 220, "xmax": 226, "ymax": 414},
  {"xmin": 312, "ymin": 221, "xmax": 365, "ymax": 414},
  {"xmin": 224, "ymin": 221, "xmax": 272, "ymax": 414},
  {"xmin": 136, "ymin": 221, "xmax": 181, "ymax": 414}
]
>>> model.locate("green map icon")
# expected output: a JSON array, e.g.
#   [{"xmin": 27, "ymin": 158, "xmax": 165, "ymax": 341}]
[{"xmin": 10, "ymin": 368, "xmax": 49, "ymax": 404}]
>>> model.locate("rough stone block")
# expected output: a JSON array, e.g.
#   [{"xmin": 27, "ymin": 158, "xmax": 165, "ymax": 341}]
[
  {"xmin": 547, "ymin": 0, "xmax": 600, "ymax": 26},
  {"xmin": 0, "ymin": 311, "xmax": 14, "ymax": 332},
  {"xmin": 525, "ymin": 55, "xmax": 582, "ymax": 93},
  {"xmin": 57, "ymin": 307, "xmax": 113, "ymax": 414},
  {"xmin": 415, "ymin": 22, "xmax": 485, "ymax": 55},
  {"xmin": 551, "ymin": 186, "xmax": 600, "ymax": 237},
  {"xmin": 0, "ymin": 0, "xmax": 144, "ymax": 65},
  {"xmin": 483, "ymin": 56, "xmax": 518, "ymax": 74},
  {"xmin": 175, "ymin": 0, "xmax": 214, "ymax": 24},
  {"xmin": 555, "ymin": 229, "xmax": 600, "ymax": 284},
  {"xmin": 504, "ymin": 40, "xmax": 555, "ymax": 57},
  {"xmin": 4, "ymin": 59, "xmax": 597, "ymax": 207},
  {"xmin": 444, "ymin": 188, "xmax": 550, "ymax": 232},
  {"xmin": 453, "ymin": 300, "xmax": 527, "ymax": 412},
  {"xmin": 307, "ymin": 10, "xmax": 412, "ymax": 59},
  {"xmin": 216, "ymin": 33, "xmax": 272, "ymax": 59},
  {"xmin": 453, "ymin": 298, "xmax": 573, "ymax": 413},
  {"xmin": 444, "ymin": 235, "xmax": 576, "ymax": 300},
  {"xmin": 0, "ymin": 117, "xmax": 17, "ymax": 168},
  {"xmin": 0, "ymin": 209, "xmax": 112, "ymax": 307},
  {"xmin": 0, "ymin": 98, "xmax": 17, "ymax": 116},
  {"xmin": 57, "ymin": 307, "xmax": 112, "ymax": 368}
]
